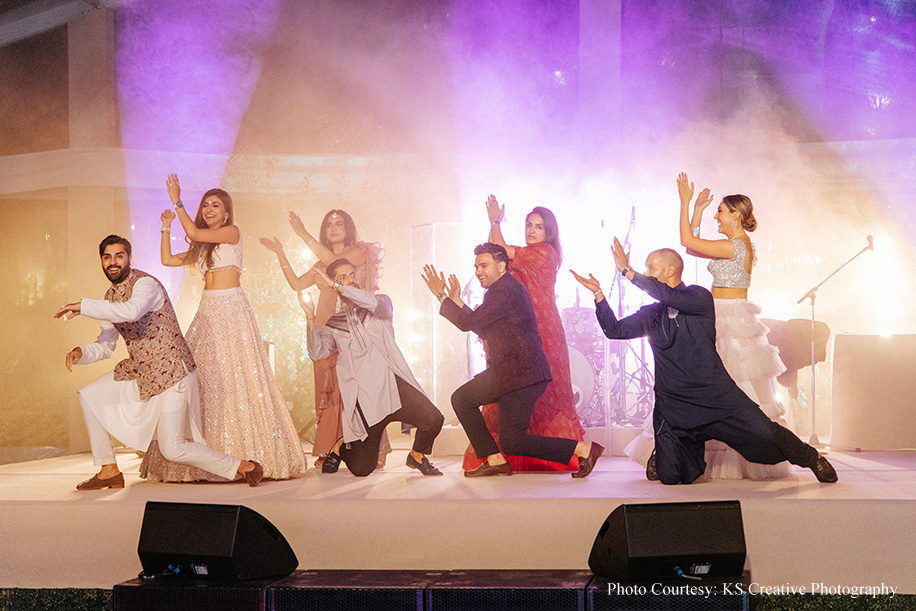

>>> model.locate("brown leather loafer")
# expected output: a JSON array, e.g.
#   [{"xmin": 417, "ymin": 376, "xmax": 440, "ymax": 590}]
[
  {"xmin": 242, "ymin": 461, "xmax": 264, "ymax": 487},
  {"xmin": 572, "ymin": 442, "xmax": 605, "ymax": 478},
  {"xmin": 76, "ymin": 472, "xmax": 125, "ymax": 490},
  {"xmin": 464, "ymin": 461, "xmax": 512, "ymax": 477}
]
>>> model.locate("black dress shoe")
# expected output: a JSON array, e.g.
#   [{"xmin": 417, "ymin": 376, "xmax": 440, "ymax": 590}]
[
  {"xmin": 811, "ymin": 455, "xmax": 838, "ymax": 483},
  {"xmin": 646, "ymin": 449, "xmax": 659, "ymax": 481},
  {"xmin": 322, "ymin": 452, "xmax": 341, "ymax": 473},
  {"xmin": 572, "ymin": 442, "xmax": 605, "ymax": 478},
  {"xmin": 406, "ymin": 454, "xmax": 443, "ymax": 476},
  {"xmin": 464, "ymin": 461, "xmax": 512, "ymax": 477}
]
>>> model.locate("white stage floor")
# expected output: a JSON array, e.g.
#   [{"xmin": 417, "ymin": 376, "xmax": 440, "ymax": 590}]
[{"xmin": 1, "ymin": 449, "xmax": 915, "ymax": 594}]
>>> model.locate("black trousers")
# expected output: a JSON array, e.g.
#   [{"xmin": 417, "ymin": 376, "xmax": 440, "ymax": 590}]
[
  {"xmin": 654, "ymin": 405, "xmax": 820, "ymax": 485},
  {"xmin": 339, "ymin": 376, "xmax": 444, "ymax": 477},
  {"xmin": 451, "ymin": 370, "xmax": 577, "ymax": 466}
]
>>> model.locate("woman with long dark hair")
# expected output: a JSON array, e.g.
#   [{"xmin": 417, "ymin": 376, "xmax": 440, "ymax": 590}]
[
  {"xmin": 461, "ymin": 195, "xmax": 585, "ymax": 472},
  {"xmin": 140, "ymin": 174, "xmax": 306, "ymax": 482},
  {"xmin": 260, "ymin": 208, "xmax": 387, "ymax": 468}
]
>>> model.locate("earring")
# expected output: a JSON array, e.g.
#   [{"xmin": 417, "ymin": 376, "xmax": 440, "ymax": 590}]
[
  {"xmin": 223, "ymin": 216, "xmax": 229, "ymax": 225},
  {"xmin": 731, "ymin": 219, "xmax": 737, "ymax": 228}
]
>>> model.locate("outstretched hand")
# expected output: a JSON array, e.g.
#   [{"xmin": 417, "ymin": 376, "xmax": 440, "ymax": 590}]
[
  {"xmin": 297, "ymin": 291, "xmax": 315, "ymax": 318},
  {"xmin": 53, "ymin": 301, "xmax": 82, "ymax": 321},
  {"xmin": 288, "ymin": 211, "xmax": 308, "ymax": 240},
  {"xmin": 161, "ymin": 209, "xmax": 176, "ymax": 225},
  {"xmin": 676, "ymin": 172, "xmax": 695, "ymax": 206},
  {"xmin": 166, "ymin": 173, "xmax": 182, "ymax": 205},
  {"xmin": 64, "ymin": 347, "xmax": 82, "ymax": 372},
  {"xmin": 569, "ymin": 270, "xmax": 601, "ymax": 294},
  {"xmin": 485, "ymin": 194, "xmax": 504, "ymax": 223},
  {"xmin": 259, "ymin": 236, "xmax": 284, "ymax": 254},
  {"xmin": 446, "ymin": 274, "xmax": 461, "ymax": 300},
  {"xmin": 421, "ymin": 264, "xmax": 447, "ymax": 296},
  {"xmin": 611, "ymin": 237, "xmax": 630, "ymax": 273},
  {"xmin": 694, "ymin": 187, "xmax": 714, "ymax": 213}
]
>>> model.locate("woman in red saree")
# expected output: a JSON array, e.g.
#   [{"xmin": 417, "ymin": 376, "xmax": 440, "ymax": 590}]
[{"xmin": 462, "ymin": 196, "xmax": 585, "ymax": 471}]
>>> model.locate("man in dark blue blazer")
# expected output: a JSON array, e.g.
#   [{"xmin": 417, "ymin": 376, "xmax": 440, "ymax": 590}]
[
  {"xmin": 572, "ymin": 238, "xmax": 837, "ymax": 485},
  {"xmin": 423, "ymin": 243, "xmax": 603, "ymax": 477}
]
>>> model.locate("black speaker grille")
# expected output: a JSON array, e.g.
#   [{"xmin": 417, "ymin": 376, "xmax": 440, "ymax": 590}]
[
  {"xmin": 427, "ymin": 588, "xmax": 584, "ymax": 611},
  {"xmin": 270, "ymin": 588, "xmax": 421, "ymax": 611},
  {"xmin": 112, "ymin": 579, "xmax": 268, "ymax": 611}
]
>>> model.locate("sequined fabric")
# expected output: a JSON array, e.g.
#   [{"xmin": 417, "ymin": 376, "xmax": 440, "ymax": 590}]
[
  {"xmin": 140, "ymin": 287, "xmax": 306, "ymax": 481},
  {"xmin": 708, "ymin": 238, "xmax": 755, "ymax": 289}
]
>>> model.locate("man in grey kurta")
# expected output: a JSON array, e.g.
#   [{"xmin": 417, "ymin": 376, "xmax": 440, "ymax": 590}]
[{"xmin": 303, "ymin": 258, "xmax": 444, "ymax": 476}]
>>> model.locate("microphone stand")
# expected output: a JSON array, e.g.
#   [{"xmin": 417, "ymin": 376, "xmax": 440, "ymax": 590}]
[{"xmin": 796, "ymin": 237, "xmax": 873, "ymax": 446}]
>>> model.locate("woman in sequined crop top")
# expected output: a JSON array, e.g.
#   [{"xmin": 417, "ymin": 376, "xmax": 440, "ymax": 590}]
[
  {"xmin": 625, "ymin": 172, "xmax": 792, "ymax": 481},
  {"xmin": 260, "ymin": 208, "xmax": 387, "ymax": 468},
  {"xmin": 140, "ymin": 175, "xmax": 306, "ymax": 483}
]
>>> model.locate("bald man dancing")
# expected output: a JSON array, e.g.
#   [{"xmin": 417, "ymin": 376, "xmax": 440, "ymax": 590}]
[{"xmin": 572, "ymin": 240, "xmax": 837, "ymax": 485}]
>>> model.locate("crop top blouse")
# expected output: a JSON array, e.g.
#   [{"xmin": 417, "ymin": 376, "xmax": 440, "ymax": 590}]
[
  {"xmin": 707, "ymin": 237, "xmax": 755, "ymax": 289},
  {"xmin": 197, "ymin": 238, "xmax": 243, "ymax": 275}
]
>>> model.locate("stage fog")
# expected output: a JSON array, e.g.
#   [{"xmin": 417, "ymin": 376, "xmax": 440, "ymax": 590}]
[{"xmin": 1, "ymin": 0, "xmax": 915, "ymax": 457}]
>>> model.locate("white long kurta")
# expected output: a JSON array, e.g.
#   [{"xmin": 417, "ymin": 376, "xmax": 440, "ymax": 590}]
[
  {"xmin": 77, "ymin": 278, "xmax": 205, "ymax": 453},
  {"xmin": 306, "ymin": 285, "xmax": 428, "ymax": 443}
]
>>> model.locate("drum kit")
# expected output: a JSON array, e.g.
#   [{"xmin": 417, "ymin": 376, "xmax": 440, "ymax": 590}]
[{"xmin": 562, "ymin": 282, "xmax": 656, "ymax": 429}]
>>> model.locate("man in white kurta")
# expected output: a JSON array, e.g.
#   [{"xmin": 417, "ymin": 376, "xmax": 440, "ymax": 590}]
[
  {"xmin": 303, "ymin": 258, "xmax": 444, "ymax": 477},
  {"xmin": 57, "ymin": 235, "xmax": 262, "ymax": 489}
]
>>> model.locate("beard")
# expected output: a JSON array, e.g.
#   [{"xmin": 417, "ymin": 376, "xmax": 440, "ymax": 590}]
[{"xmin": 104, "ymin": 264, "xmax": 131, "ymax": 284}]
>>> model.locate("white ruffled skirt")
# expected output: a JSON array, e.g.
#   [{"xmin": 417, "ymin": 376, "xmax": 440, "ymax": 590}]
[{"xmin": 624, "ymin": 298, "xmax": 791, "ymax": 480}]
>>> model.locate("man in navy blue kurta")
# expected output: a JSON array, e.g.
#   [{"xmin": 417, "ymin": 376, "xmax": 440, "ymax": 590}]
[{"xmin": 572, "ymin": 241, "xmax": 837, "ymax": 485}]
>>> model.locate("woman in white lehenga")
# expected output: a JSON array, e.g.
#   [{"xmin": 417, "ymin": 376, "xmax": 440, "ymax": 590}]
[
  {"xmin": 625, "ymin": 172, "xmax": 790, "ymax": 480},
  {"xmin": 140, "ymin": 174, "xmax": 306, "ymax": 482}
]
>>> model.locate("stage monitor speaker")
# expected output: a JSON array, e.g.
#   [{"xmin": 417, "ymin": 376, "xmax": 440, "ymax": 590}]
[
  {"xmin": 138, "ymin": 501, "xmax": 298, "ymax": 581},
  {"xmin": 588, "ymin": 501, "xmax": 746, "ymax": 581}
]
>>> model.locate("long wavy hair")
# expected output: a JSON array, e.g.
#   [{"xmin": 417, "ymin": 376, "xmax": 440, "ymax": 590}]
[
  {"xmin": 184, "ymin": 188, "xmax": 235, "ymax": 270},
  {"xmin": 526, "ymin": 206, "xmax": 563, "ymax": 269}
]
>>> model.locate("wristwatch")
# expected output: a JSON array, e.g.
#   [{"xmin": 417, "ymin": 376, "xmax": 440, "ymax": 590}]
[
  {"xmin": 333, "ymin": 280, "xmax": 342, "ymax": 291},
  {"xmin": 174, "ymin": 200, "xmax": 184, "ymax": 209},
  {"xmin": 621, "ymin": 266, "xmax": 631, "ymax": 277},
  {"xmin": 436, "ymin": 292, "xmax": 447, "ymax": 302}
]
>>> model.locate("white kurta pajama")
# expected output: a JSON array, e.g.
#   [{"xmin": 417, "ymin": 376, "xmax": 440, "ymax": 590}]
[{"xmin": 76, "ymin": 275, "xmax": 240, "ymax": 480}]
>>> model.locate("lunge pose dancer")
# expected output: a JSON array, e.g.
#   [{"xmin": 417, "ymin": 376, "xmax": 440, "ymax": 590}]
[
  {"xmin": 301, "ymin": 259, "xmax": 444, "ymax": 477},
  {"xmin": 460, "ymin": 197, "xmax": 584, "ymax": 472},
  {"xmin": 625, "ymin": 173, "xmax": 790, "ymax": 480},
  {"xmin": 424, "ymin": 243, "xmax": 602, "ymax": 478},
  {"xmin": 572, "ymin": 240, "xmax": 837, "ymax": 485},
  {"xmin": 261, "ymin": 209, "xmax": 389, "ymax": 468},
  {"xmin": 140, "ymin": 174, "xmax": 305, "ymax": 481},
  {"xmin": 57, "ymin": 235, "xmax": 262, "ymax": 489}
]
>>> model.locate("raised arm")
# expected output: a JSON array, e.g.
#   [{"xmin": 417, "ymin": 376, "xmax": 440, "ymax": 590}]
[
  {"xmin": 485, "ymin": 194, "xmax": 516, "ymax": 259},
  {"xmin": 677, "ymin": 172, "xmax": 734, "ymax": 259},
  {"xmin": 166, "ymin": 173, "xmax": 240, "ymax": 245},
  {"xmin": 259, "ymin": 237, "xmax": 319, "ymax": 290},
  {"xmin": 160, "ymin": 209, "xmax": 188, "ymax": 267}
]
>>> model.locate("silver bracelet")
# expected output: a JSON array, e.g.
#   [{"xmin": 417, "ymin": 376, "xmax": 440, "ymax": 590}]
[
  {"xmin": 490, "ymin": 220, "xmax": 501, "ymax": 226},
  {"xmin": 333, "ymin": 280, "xmax": 342, "ymax": 291},
  {"xmin": 308, "ymin": 238, "xmax": 316, "ymax": 246},
  {"xmin": 280, "ymin": 264, "xmax": 291, "ymax": 269},
  {"xmin": 691, "ymin": 226, "xmax": 700, "ymax": 237},
  {"xmin": 160, "ymin": 227, "xmax": 170, "ymax": 234}
]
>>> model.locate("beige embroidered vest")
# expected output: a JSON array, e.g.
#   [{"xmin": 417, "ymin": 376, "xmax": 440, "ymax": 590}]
[{"xmin": 106, "ymin": 269, "xmax": 196, "ymax": 400}]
